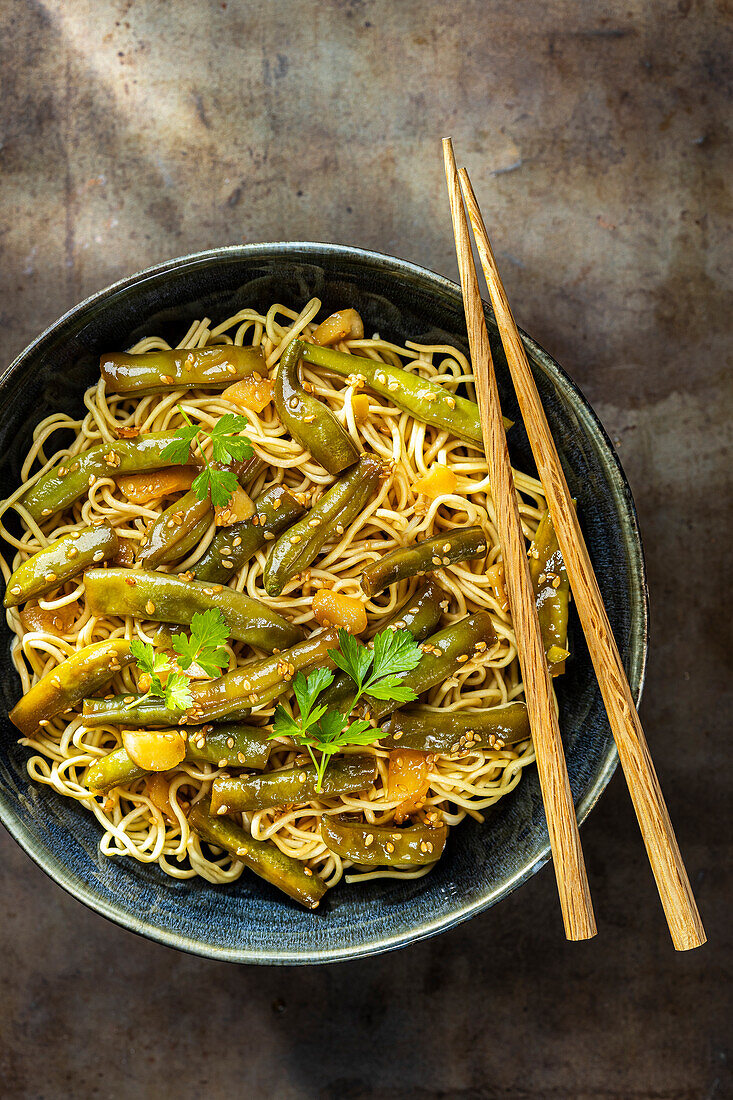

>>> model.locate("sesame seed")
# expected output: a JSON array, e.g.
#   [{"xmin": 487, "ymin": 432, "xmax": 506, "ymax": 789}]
[
  {"xmin": 88, "ymin": 475, "xmax": 96, "ymax": 487},
  {"xmin": 445, "ymin": 396, "xmax": 456, "ymax": 408},
  {"xmin": 160, "ymin": 374, "xmax": 174, "ymax": 385},
  {"xmin": 217, "ymin": 757, "xmax": 228, "ymax": 767},
  {"xmin": 442, "ymin": 556, "xmax": 451, "ymax": 565},
  {"xmin": 92, "ymin": 550, "xmax": 105, "ymax": 562},
  {"xmin": 10, "ymin": 585, "xmax": 21, "ymax": 594},
  {"xmin": 145, "ymin": 600, "xmax": 156, "ymax": 614},
  {"xmin": 457, "ymin": 654, "xmax": 469, "ymax": 663},
  {"xmin": 67, "ymin": 546, "xmax": 79, "ymax": 559},
  {"xmin": 385, "ymin": 842, "xmax": 394, "ymax": 852},
  {"xmin": 233, "ymin": 537, "xmax": 242, "ymax": 547},
  {"xmin": 365, "ymin": 834, "xmax": 374, "ymax": 846},
  {"xmin": 290, "ymin": 535, "xmax": 301, "ymax": 544},
  {"xmin": 44, "ymin": 571, "xmax": 57, "ymax": 583},
  {"xmin": 226, "ymin": 736, "xmax": 235, "ymax": 749},
  {"xmin": 237, "ymin": 752, "xmax": 247, "ymax": 764},
  {"xmin": 216, "ymin": 804, "xmax": 229, "ymax": 815},
  {"xmin": 431, "ymin": 556, "xmax": 441, "ymax": 566}
]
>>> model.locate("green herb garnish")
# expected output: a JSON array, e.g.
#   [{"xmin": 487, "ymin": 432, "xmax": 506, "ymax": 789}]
[
  {"xmin": 161, "ymin": 407, "xmax": 253, "ymax": 507},
  {"xmin": 129, "ymin": 639, "xmax": 193, "ymax": 714},
  {"xmin": 170, "ymin": 608, "xmax": 230, "ymax": 677},
  {"xmin": 328, "ymin": 627, "xmax": 423, "ymax": 706},
  {"xmin": 129, "ymin": 609, "xmax": 230, "ymax": 713},
  {"xmin": 270, "ymin": 668, "xmax": 375, "ymax": 791},
  {"xmin": 268, "ymin": 627, "xmax": 423, "ymax": 791}
]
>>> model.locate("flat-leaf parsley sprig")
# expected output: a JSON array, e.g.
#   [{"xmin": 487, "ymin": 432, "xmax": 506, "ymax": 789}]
[
  {"xmin": 129, "ymin": 608, "xmax": 231, "ymax": 714},
  {"xmin": 269, "ymin": 627, "xmax": 424, "ymax": 791},
  {"xmin": 270, "ymin": 668, "xmax": 375, "ymax": 792},
  {"xmin": 161, "ymin": 406, "xmax": 254, "ymax": 508},
  {"xmin": 329, "ymin": 627, "xmax": 423, "ymax": 706}
]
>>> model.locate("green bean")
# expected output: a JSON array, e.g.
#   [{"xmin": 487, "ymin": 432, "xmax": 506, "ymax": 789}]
[
  {"xmin": 19, "ymin": 432, "xmax": 192, "ymax": 522},
  {"xmin": 185, "ymin": 627, "xmax": 339, "ymax": 724},
  {"xmin": 10, "ymin": 639, "xmax": 134, "ymax": 736},
  {"xmin": 82, "ymin": 694, "xmax": 252, "ymax": 728},
  {"xmin": 299, "ymin": 340, "xmax": 512, "ymax": 443},
  {"xmin": 320, "ymin": 816, "xmax": 448, "ymax": 867},
  {"xmin": 100, "ymin": 345, "xmax": 266, "ymax": 396},
  {"xmin": 263, "ymin": 454, "xmax": 384, "ymax": 596},
  {"xmin": 274, "ymin": 341, "xmax": 360, "ymax": 474},
  {"xmin": 86, "ymin": 723, "xmax": 272, "ymax": 793},
  {"xmin": 358, "ymin": 611, "xmax": 497, "ymax": 722},
  {"xmin": 84, "ymin": 568, "xmax": 303, "ymax": 651},
  {"xmin": 361, "ymin": 527, "xmax": 487, "ymax": 596},
  {"xmin": 211, "ymin": 754, "xmax": 378, "ymax": 814},
  {"xmin": 138, "ymin": 491, "xmax": 212, "ymax": 567},
  {"xmin": 193, "ymin": 485, "xmax": 306, "ymax": 584},
  {"xmin": 137, "ymin": 455, "xmax": 264, "ymax": 568},
  {"xmin": 381, "ymin": 701, "xmax": 530, "ymax": 753},
  {"xmin": 4, "ymin": 524, "xmax": 118, "ymax": 607},
  {"xmin": 188, "ymin": 800, "xmax": 327, "ymax": 909},
  {"xmin": 529, "ymin": 509, "xmax": 570, "ymax": 676}
]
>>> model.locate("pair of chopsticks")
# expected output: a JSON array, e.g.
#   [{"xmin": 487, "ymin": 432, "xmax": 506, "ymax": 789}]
[{"xmin": 442, "ymin": 138, "xmax": 705, "ymax": 949}]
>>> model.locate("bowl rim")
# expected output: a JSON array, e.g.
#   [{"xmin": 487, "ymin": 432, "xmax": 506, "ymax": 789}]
[{"xmin": 0, "ymin": 241, "xmax": 648, "ymax": 964}]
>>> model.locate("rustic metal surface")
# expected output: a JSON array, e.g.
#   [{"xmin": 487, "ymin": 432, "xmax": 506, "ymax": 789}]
[{"xmin": 1, "ymin": 1, "xmax": 730, "ymax": 1097}]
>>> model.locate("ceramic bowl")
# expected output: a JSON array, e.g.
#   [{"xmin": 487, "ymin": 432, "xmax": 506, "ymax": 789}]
[{"xmin": 0, "ymin": 243, "xmax": 647, "ymax": 963}]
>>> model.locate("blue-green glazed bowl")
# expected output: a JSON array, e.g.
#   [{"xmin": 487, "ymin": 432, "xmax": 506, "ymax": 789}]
[{"xmin": 0, "ymin": 244, "xmax": 647, "ymax": 963}]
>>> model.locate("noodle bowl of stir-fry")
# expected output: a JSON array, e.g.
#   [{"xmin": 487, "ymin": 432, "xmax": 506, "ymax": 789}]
[{"xmin": 0, "ymin": 243, "xmax": 647, "ymax": 962}]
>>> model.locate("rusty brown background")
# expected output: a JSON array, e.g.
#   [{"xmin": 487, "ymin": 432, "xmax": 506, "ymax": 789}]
[{"xmin": 1, "ymin": 1, "xmax": 731, "ymax": 1098}]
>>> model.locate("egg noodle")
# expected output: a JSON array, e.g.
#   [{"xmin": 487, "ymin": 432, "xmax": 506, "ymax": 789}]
[{"xmin": 0, "ymin": 298, "xmax": 542, "ymax": 891}]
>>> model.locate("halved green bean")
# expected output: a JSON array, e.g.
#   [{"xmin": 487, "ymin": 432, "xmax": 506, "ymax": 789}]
[
  {"xmin": 10, "ymin": 639, "xmax": 134, "ymax": 736},
  {"xmin": 381, "ymin": 701, "xmax": 530, "ymax": 753},
  {"xmin": 263, "ymin": 454, "xmax": 384, "ymax": 596},
  {"xmin": 211, "ymin": 755, "xmax": 378, "ymax": 814},
  {"xmin": 86, "ymin": 723, "xmax": 272, "ymax": 793},
  {"xmin": 4, "ymin": 524, "xmax": 118, "ymax": 608},
  {"xmin": 100, "ymin": 345, "xmax": 265, "ymax": 396},
  {"xmin": 361, "ymin": 527, "xmax": 487, "ymax": 597},
  {"xmin": 193, "ymin": 485, "xmax": 307, "ymax": 584},
  {"xmin": 529, "ymin": 509, "xmax": 570, "ymax": 676},
  {"xmin": 318, "ymin": 579, "xmax": 446, "ymax": 712},
  {"xmin": 275, "ymin": 341, "xmax": 360, "ymax": 474},
  {"xmin": 20, "ymin": 432, "xmax": 192, "ymax": 522},
  {"xmin": 138, "ymin": 490, "xmax": 211, "ymax": 566},
  {"xmin": 82, "ymin": 693, "xmax": 252, "ymax": 728},
  {"xmin": 320, "ymin": 816, "xmax": 448, "ymax": 867},
  {"xmin": 185, "ymin": 627, "xmax": 339, "ymax": 723},
  {"xmin": 188, "ymin": 800, "xmax": 327, "ymax": 909},
  {"xmin": 84, "ymin": 568, "xmax": 303, "ymax": 651},
  {"xmin": 299, "ymin": 340, "xmax": 512, "ymax": 444},
  {"xmin": 359, "ymin": 611, "xmax": 497, "ymax": 722}
]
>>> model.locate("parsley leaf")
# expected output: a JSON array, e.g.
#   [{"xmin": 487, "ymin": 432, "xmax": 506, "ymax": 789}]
[
  {"xmin": 162, "ymin": 405, "xmax": 254, "ymax": 509},
  {"xmin": 164, "ymin": 671, "xmax": 193, "ymax": 713},
  {"xmin": 161, "ymin": 424, "xmax": 199, "ymax": 466},
  {"xmin": 327, "ymin": 627, "xmax": 423, "ymax": 708},
  {"xmin": 170, "ymin": 609, "xmax": 230, "ymax": 677},
  {"xmin": 210, "ymin": 413, "xmax": 251, "ymax": 464}
]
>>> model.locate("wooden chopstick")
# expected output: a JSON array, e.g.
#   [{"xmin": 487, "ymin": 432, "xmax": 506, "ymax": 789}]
[
  {"xmin": 457, "ymin": 163, "xmax": 706, "ymax": 951},
  {"xmin": 442, "ymin": 138, "xmax": 596, "ymax": 941}
]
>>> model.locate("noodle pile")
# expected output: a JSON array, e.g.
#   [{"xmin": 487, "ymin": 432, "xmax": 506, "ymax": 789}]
[{"xmin": 0, "ymin": 297, "xmax": 542, "ymax": 891}]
